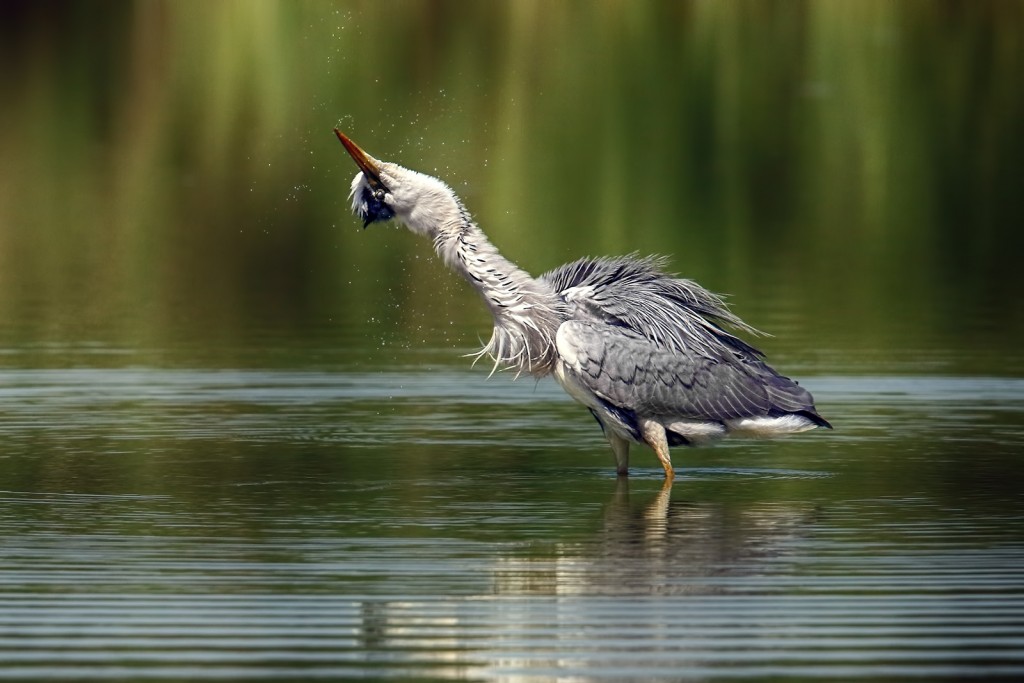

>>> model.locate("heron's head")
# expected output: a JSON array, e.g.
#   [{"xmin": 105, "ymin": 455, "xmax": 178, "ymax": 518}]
[{"xmin": 334, "ymin": 129, "xmax": 459, "ymax": 237}]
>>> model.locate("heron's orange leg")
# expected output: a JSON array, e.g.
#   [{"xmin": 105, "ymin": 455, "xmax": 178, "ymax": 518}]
[
  {"xmin": 640, "ymin": 420, "xmax": 675, "ymax": 481},
  {"xmin": 653, "ymin": 443, "xmax": 675, "ymax": 480}
]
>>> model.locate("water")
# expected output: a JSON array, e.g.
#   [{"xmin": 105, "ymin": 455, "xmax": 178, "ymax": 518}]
[
  {"xmin": 2, "ymin": 3, "xmax": 1022, "ymax": 679},
  {"xmin": 1, "ymin": 357, "xmax": 1022, "ymax": 680}
]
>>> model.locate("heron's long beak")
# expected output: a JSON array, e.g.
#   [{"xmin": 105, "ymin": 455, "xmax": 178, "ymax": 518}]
[{"xmin": 333, "ymin": 129, "xmax": 387, "ymax": 192}]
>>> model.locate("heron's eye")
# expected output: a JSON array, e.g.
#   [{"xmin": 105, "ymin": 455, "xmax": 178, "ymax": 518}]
[{"xmin": 358, "ymin": 185, "xmax": 395, "ymax": 227}]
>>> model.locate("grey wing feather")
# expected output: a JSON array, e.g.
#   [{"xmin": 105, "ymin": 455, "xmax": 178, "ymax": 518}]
[
  {"xmin": 558, "ymin": 320, "xmax": 822, "ymax": 424},
  {"xmin": 540, "ymin": 254, "xmax": 762, "ymax": 360}
]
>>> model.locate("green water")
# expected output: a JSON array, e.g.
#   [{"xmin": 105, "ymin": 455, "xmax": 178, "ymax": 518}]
[{"xmin": 0, "ymin": 1, "xmax": 1022, "ymax": 680}]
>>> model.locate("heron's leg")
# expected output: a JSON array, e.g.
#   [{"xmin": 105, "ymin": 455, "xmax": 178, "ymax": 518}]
[
  {"xmin": 640, "ymin": 419, "xmax": 675, "ymax": 480},
  {"xmin": 608, "ymin": 432, "xmax": 630, "ymax": 477}
]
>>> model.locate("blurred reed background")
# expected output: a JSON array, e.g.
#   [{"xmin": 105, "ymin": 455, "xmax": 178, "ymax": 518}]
[{"xmin": 0, "ymin": 0, "xmax": 1021, "ymax": 373}]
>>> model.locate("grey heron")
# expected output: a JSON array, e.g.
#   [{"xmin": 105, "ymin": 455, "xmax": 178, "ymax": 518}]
[{"xmin": 334, "ymin": 129, "xmax": 831, "ymax": 480}]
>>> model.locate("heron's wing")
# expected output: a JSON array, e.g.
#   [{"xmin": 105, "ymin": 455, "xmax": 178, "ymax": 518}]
[
  {"xmin": 556, "ymin": 320, "xmax": 820, "ymax": 424},
  {"xmin": 540, "ymin": 254, "xmax": 762, "ymax": 360}
]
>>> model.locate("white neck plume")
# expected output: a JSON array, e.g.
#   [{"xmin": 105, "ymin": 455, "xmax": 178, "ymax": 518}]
[{"xmin": 427, "ymin": 203, "xmax": 565, "ymax": 377}]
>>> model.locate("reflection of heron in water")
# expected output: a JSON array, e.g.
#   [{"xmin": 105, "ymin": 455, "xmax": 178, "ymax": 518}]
[
  {"xmin": 491, "ymin": 475, "xmax": 819, "ymax": 598},
  {"xmin": 601, "ymin": 478, "xmax": 816, "ymax": 579},
  {"xmin": 488, "ymin": 477, "xmax": 819, "ymax": 597},
  {"xmin": 334, "ymin": 130, "xmax": 830, "ymax": 479}
]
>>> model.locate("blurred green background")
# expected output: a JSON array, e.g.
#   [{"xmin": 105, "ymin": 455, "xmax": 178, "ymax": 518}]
[{"xmin": 1, "ymin": 0, "xmax": 1021, "ymax": 374}]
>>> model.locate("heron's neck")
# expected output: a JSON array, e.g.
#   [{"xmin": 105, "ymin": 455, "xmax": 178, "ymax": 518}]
[
  {"xmin": 433, "ymin": 217, "xmax": 533, "ymax": 312},
  {"xmin": 430, "ymin": 207, "xmax": 564, "ymax": 376}
]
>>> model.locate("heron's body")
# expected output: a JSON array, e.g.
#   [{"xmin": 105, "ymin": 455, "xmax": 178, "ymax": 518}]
[{"xmin": 334, "ymin": 130, "xmax": 830, "ymax": 479}]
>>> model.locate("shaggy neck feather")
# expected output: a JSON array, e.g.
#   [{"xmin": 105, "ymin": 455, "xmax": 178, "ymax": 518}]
[{"xmin": 421, "ymin": 201, "xmax": 565, "ymax": 377}]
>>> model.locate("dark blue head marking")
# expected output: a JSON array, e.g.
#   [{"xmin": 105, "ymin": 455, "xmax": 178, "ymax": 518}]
[{"xmin": 359, "ymin": 187, "xmax": 395, "ymax": 228}]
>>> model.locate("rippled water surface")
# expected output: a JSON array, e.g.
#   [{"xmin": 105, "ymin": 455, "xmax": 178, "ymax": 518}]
[
  {"xmin": 1, "ymin": 356, "xmax": 1022, "ymax": 681},
  {"xmin": 4, "ymin": 2, "xmax": 1022, "ymax": 678}
]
